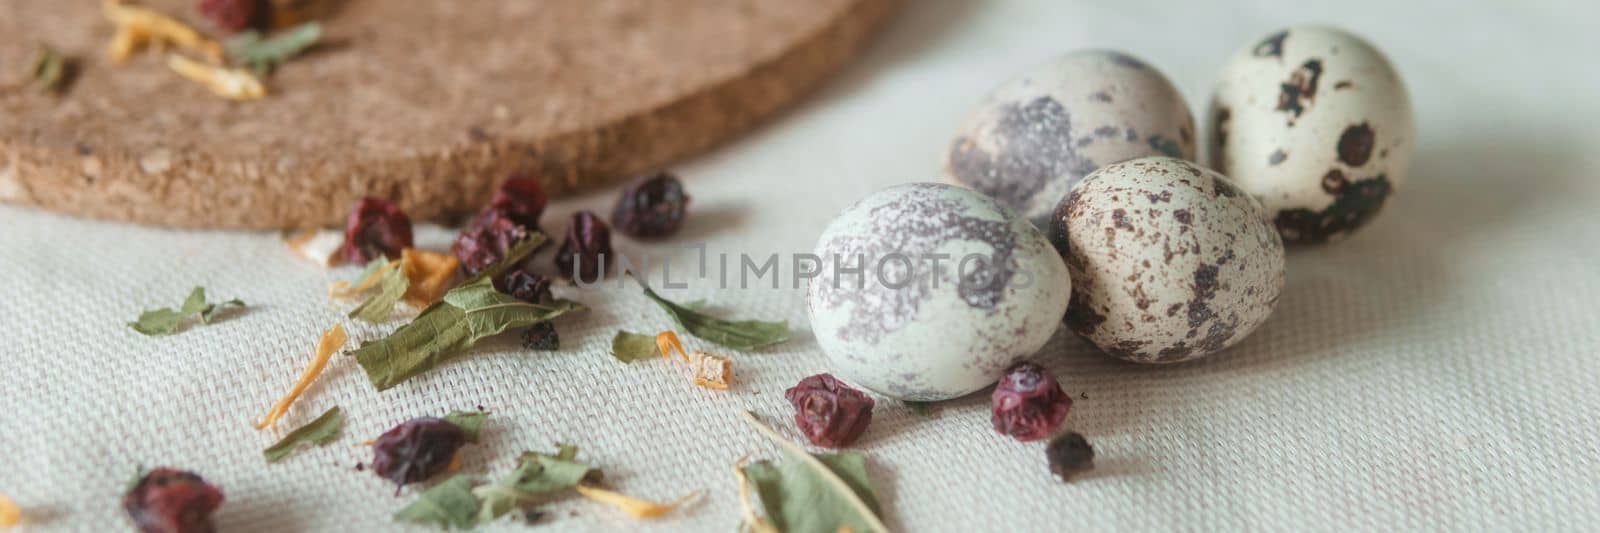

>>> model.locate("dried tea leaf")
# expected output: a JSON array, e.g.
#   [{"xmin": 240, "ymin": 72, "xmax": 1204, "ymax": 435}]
[
  {"xmin": 263, "ymin": 406, "xmax": 343, "ymax": 463},
  {"xmin": 349, "ymin": 259, "xmax": 409, "ymax": 323},
  {"xmin": 474, "ymin": 446, "xmax": 598, "ymax": 524},
  {"xmin": 610, "ymin": 330, "xmax": 657, "ymax": 363},
  {"xmin": 441, "ymin": 410, "xmax": 488, "ymax": 443},
  {"xmin": 223, "ymin": 22, "xmax": 320, "ymax": 76},
  {"xmin": 354, "ymin": 277, "xmax": 584, "ymax": 391},
  {"xmin": 167, "ymin": 54, "xmax": 266, "ymax": 100},
  {"xmin": 255, "ymin": 323, "xmax": 347, "ymax": 429},
  {"xmin": 575, "ymin": 485, "xmax": 700, "ymax": 519},
  {"xmin": 29, "ymin": 44, "xmax": 68, "ymax": 93},
  {"xmin": 738, "ymin": 411, "xmax": 885, "ymax": 533},
  {"xmin": 394, "ymin": 474, "xmax": 479, "ymax": 530},
  {"xmin": 129, "ymin": 287, "xmax": 243, "ymax": 336},
  {"xmin": 640, "ymin": 286, "xmax": 787, "ymax": 351}
]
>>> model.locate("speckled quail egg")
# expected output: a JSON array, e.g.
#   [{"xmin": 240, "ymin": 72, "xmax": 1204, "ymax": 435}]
[
  {"xmin": 946, "ymin": 50, "xmax": 1197, "ymax": 226},
  {"xmin": 1209, "ymin": 25, "xmax": 1414, "ymax": 244},
  {"xmin": 1050, "ymin": 157, "xmax": 1284, "ymax": 363},
  {"xmin": 808, "ymin": 183, "xmax": 1071, "ymax": 400}
]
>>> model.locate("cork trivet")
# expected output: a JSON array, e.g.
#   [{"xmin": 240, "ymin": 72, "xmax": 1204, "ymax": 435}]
[{"xmin": 0, "ymin": 0, "xmax": 900, "ymax": 229}]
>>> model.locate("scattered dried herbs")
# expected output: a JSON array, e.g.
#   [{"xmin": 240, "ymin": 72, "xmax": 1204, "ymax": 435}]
[
  {"xmin": 453, "ymin": 177, "xmax": 548, "ymax": 278},
  {"xmin": 222, "ymin": 22, "xmax": 320, "ymax": 75},
  {"xmin": 609, "ymin": 330, "xmax": 657, "ymax": 363},
  {"xmin": 521, "ymin": 322, "xmax": 559, "ymax": 351},
  {"xmin": 28, "ymin": 44, "xmax": 69, "ymax": 93},
  {"xmin": 104, "ymin": 0, "xmax": 223, "ymax": 63},
  {"xmin": 440, "ymin": 410, "xmax": 489, "ymax": 443},
  {"xmin": 400, "ymin": 249, "xmax": 461, "ymax": 307},
  {"xmin": 128, "ymin": 287, "xmax": 244, "ymax": 336},
  {"xmin": 199, "ymin": 0, "xmax": 262, "ymax": 33},
  {"xmin": 554, "ymin": 212, "xmax": 612, "ymax": 282},
  {"xmin": 1045, "ymin": 432, "xmax": 1095, "ymax": 482},
  {"xmin": 263, "ymin": 406, "xmax": 343, "ymax": 463},
  {"xmin": 393, "ymin": 474, "xmax": 480, "ymax": 530},
  {"xmin": 991, "ymin": 362, "xmax": 1071, "ymax": 442},
  {"xmin": 737, "ymin": 411, "xmax": 885, "ymax": 533},
  {"xmin": 575, "ymin": 485, "xmax": 700, "ymax": 520},
  {"xmin": 341, "ymin": 197, "xmax": 414, "ymax": 264},
  {"xmin": 349, "ymin": 258, "xmax": 408, "ymax": 323},
  {"xmin": 612, "ymin": 172, "xmax": 690, "ymax": 239},
  {"xmin": 495, "ymin": 271, "xmax": 552, "ymax": 304},
  {"xmin": 123, "ymin": 468, "xmax": 224, "ymax": 533},
  {"xmin": 786, "ymin": 374, "xmax": 874, "ymax": 448},
  {"xmin": 167, "ymin": 53, "xmax": 265, "ymax": 100},
  {"xmin": 254, "ymin": 323, "xmax": 347, "ymax": 429},
  {"xmin": 371, "ymin": 416, "xmax": 474, "ymax": 489},
  {"xmin": 640, "ymin": 285, "xmax": 787, "ymax": 351},
  {"xmin": 654, "ymin": 331, "xmax": 733, "ymax": 389},
  {"xmin": 474, "ymin": 446, "xmax": 597, "ymax": 524}
]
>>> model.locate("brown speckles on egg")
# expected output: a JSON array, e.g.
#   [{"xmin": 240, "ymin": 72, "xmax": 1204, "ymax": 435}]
[
  {"xmin": 1321, "ymin": 169, "xmax": 1348, "ymax": 194},
  {"xmin": 1252, "ymin": 30, "xmax": 1289, "ymax": 58},
  {"xmin": 1269, "ymin": 149, "xmax": 1288, "ymax": 166},
  {"xmin": 1274, "ymin": 174, "xmax": 1393, "ymax": 243},
  {"xmin": 1337, "ymin": 123, "xmax": 1376, "ymax": 166},
  {"xmin": 1335, "ymin": 80, "xmax": 1354, "ymax": 90},
  {"xmin": 1276, "ymin": 59, "xmax": 1324, "ymax": 121}
]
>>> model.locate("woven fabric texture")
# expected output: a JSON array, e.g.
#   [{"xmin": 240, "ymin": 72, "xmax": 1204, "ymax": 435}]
[{"xmin": 4, "ymin": 1, "xmax": 1599, "ymax": 531}]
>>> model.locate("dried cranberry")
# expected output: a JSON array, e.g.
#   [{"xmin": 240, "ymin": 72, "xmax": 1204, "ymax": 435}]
[
  {"xmin": 521, "ymin": 321, "xmax": 559, "ymax": 350},
  {"xmin": 197, "ymin": 0, "xmax": 261, "ymax": 33},
  {"xmin": 1045, "ymin": 432, "xmax": 1095, "ymax": 481},
  {"xmin": 611, "ymin": 173, "xmax": 690, "ymax": 239},
  {"xmin": 487, "ymin": 176, "xmax": 549, "ymax": 229},
  {"xmin": 452, "ymin": 209, "xmax": 530, "ymax": 277},
  {"xmin": 123, "ymin": 468, "xmax": 224, "ymax": 533},
  {"xmin": 495, "ymin": 270, "xmax": 552, "ymax": 303},
  {"xmin": 340, "ymin": 197, "xmax": 414, "ymax": 264},
  {"xmin": 785, "ymin": 373, "xmax": 874, "ymax": 448},
  {"xmin": 369, "ymin": 417, "xmax": 468, "ymax": 489},
  {"xmin": 990, "ymin": 362, "xmax": 1071, "ymax": 441},
  {"xmin": 554, "ymin": 212, "xmax": 612, "ymax": 282}
]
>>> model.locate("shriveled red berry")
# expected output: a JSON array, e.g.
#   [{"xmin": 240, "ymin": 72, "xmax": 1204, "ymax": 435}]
[
  {"xmin": 1046, "ymin": 431, "xmax": 1095, "ymax": 481},
  {"xmin": 369, "ymin": 417, "xmax": 468, "ymax": 489},
  {"xmin": 521, "ymin": 321, "xmax": 559, "ymax": 350},
  {"xmin": 554, "ymin": 211, "xmax": 612, "ymax": 283},
  {"xmin": 487, "ymin": 176, "xmax": 549, "ymax": 229},
  {"xmin": 340, "ymin": 197, "xmax": 414, "ymax": 264},
  {"xmin": 991, "ymin": 362, "xmax": 1071, "ymax": 441},
  {"xmin": 197, "ymin": 0, "xmax": 261, "ymax": 33},
  {"xmin": 612, "ymin": 172, "xmax": 690, "ymax": 239},
  {"xmin": 785, "ymin": 373, "xmax": 874, "ymax": 448},
  {"xmin": 123, "ymin": 467, "xmax": 224, "ymax": 533},
  {"xmin": 494, "ymin": 270, "xmax": 552, "ymax": 304},
  {"xmin": 452, "ymin": 209, "xmax": 530, "ymax": 277}
]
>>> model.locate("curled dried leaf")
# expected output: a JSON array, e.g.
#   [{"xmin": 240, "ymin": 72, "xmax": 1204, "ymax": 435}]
[
  {"xmin": 401, "ymin": 249, "xmax": 460, "ymax": 306},
  {"xmin": 102, "ymin": 0, "xmax": 222, "ymax": 63},
  {"xmin": 167, "ymin": 54, "xmax": 265, "ymax": 100},
  {"xmin": 656, "ymin": 330, "xmax": 689, "ymax": 363},
  {"xmin": 329, "ymin": 259, "xmax": 401, "ymax": 299},
  {"xmin": 254, "ymin": 323, "xmax": 347, "ymax": 429},
  {"xmin": 574, "ymin": 485, "xmax": 700, "ymax": 519}
]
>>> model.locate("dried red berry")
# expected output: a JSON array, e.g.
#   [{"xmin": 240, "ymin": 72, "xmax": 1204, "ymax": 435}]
[
  {"xmin": 487, "ymin": 176, "xmax": 549, "ymax": 229},
  {"xmin": 340, "ymin": 197, "xmax": 414, "ymax": 264},
  {"xmin": 612, "ymin": 172, "xmax": 690, "ymax": 239},
  {"xmin": 123, "ymin": 468, "xmax": 224, "ymax": 533},
  {"xmin": 1045, "ymin": 432, "xmax": 1095, "ymax": 481},
  {"xmin": 495, "ymin": 270, "xmax": 552, "ymax": 304},
  {"xmin": 197, "ymin": 0, "xmax": 261, "ymax": 33},
  {"xmin": 554, "ymin": 211, "xmax": 612, "ymax": 282},
  {"xmin": 452, "ymin": 209, "xmax": 530, "ymax": 277},
  {"xmin": 785, "ymin": 373, "xmax": 875, "ymax": 448},
  {"xmin": 521, "ymin": 321, "xmax": 559, "ymax": 351},
  {"xmin": 369, "ymin": 417, "xmax": 468, "ymax": 489},
  {"xmin": 991, "ymin": 362, "xmax": 1072, "ymax": 441}
]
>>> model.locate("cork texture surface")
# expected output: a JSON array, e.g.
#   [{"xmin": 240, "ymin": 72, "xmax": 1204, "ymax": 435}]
[{"xmin": 0, "ymin": 0, "xmax": 900, "ymax": 228}]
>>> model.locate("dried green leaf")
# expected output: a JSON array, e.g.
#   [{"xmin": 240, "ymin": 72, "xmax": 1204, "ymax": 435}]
[
  {"xmin": 29, "ymin": 44, "xmax": 67, "ymax": 93},
  {"xmin": 609, "ymin": 330, "xmax": 658, "ymax": 363},
  {"xmin": 394, "ymin": 474, "xmax": 479, "ymax": 530},
  {"xmin": 129, "ymin": 287, "xmax": 244, "ymax": 336},
  {"xmin": 262, "ymin": 406, "xmax": 343, "ymax": 463},
  {"xmin": 354, "ymin": 277, "xmax": 584, "ymax": 391},
  {"xmin": 474, "ymin": 446, "xmax": 598, "ymax": 524},
  {"xmin": 349, "ymin": 259, "xmax": 409, "ymax": 323},
  {"xmin": 223, "ymin": 22, "xmax": 321, "ymax": 76},
  {"xmin": 641, "ymin": 286, "xmax": 787, "ymax": 351},
  {"xmin": 441, "ymin": 410, "xmax": 488, "ymax": 443},
  {"xmin": 739, "ymin": 411, "xmax": 884, "ymax": 533},
  {"xmin": 903, "ymin": 401, "xmax": 935, "ymax": 417}
]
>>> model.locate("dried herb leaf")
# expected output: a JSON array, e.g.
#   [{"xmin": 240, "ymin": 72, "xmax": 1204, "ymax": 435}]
[
  {"xmin": 474, "ymin": 446, "xmax": 597, "ymax": 524},
  {"xmin": 441, "ymin": 411, "xmax": 488, "ymax": 443},
  {"xmin": 640, "ymin": 286, "xmax": 787, "ymax": 351},
  {"xmin": 739, "ymin": 411, "xmax": 885, "ymax": 533},
  {"xmin": 394, "ymin": 474, "xmax": 479, "ymax": 530},
  {"xmin": 349, "ymin": 259, "xmax": 409, "ymax": 323},
  {"xmin": 903, "ymin": 401, "xmax": 934, "ymax": 417},
  {"xmin": 354, "ymin": 277, "xmax": 584, "ymax": 391},
  {"xmin": 263, "ymin": 406, "xmax": 343, "ymax": 463},
  {"xmin": 610, "ymin": 330, "xmax": 658, "ymax": 363},
  {"xmin": 223, "ymin": 22, "xmax": 321, "ymax": 76},
  {"xmin": 29, "ymin": 44, "xmax": 67, "ymax": 93},
  {"xmin": 129, "ymin": 287, "xmax": 244, "ymax": 336}
]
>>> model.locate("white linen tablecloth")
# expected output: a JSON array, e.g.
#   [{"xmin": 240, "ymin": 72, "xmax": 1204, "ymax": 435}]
[{"xmin": 4, "ymin": 1, "xmax": 1599, "ymax": 531}]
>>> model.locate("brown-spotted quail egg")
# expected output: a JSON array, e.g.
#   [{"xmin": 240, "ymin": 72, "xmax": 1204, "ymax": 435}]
[
  {"xmin": 807, "ymin": 183, "xmax": 1071, "ymax": 400},
  {"xmin": 1209, "ymin": 26, "xmax": 1415, "ymax": 244},
  {"xmin": 946, "ymin": 50, "xmax": 1197, "ymax": 226},
  {"xmin": 1050, "ymin": 157, "xmax": 1285, "ymax": 363}
]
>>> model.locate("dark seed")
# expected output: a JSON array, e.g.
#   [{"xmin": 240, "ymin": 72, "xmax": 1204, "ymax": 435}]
[
  {"xmin": 1045, "ymin": 432, "xmax": 1095, "ymax": 482},
  {"xmin": 612, "ymin": 172, "xmax": 690, "ymax": 238},
  {"xmin": 495, "ymin": 270, "xmax": 552, "ymax": 304},
  {"xmin": 522, "ymin": 321, "xmax": 559, "ymax": 351}
]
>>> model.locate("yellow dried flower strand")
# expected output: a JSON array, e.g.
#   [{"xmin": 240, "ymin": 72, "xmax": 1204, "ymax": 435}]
[
  {"xmin": 656, "ymin": 330, "xmax": 690, "ymax": 363},
  {"xmin": 574, "ymin": 485, "xmax": 701, "ymax": 519},
  {"xmin": 328, "ymin": 260, "xmax": 402, "ymax": 298},
  {"xmin": 167, "ymin": 54, "xmax": 266, "ymax": 101},
  {"xmin": 0, "ymin": 493, "xmax": 19, "ymax": 527},
  {"xmin": 102, "ymin": 0, "xmax": 222, "ymax": 63},
  {"xmin": 254, "ymin": 323, "xmax": 347, "ymax": 429},
  {"xmin": 400, "ymin": 249, "xmax": 459, "ymax": 306}
]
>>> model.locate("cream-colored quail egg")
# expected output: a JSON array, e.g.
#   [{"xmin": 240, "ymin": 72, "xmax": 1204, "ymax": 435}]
[
  {"xmin": 1209, "ymin": 25, "xmax": 1414, "ymax": 244},
  {"xmin": 808, "ymin": 183, "xmax": 1070, "ymax": 400},
  {"xmin": 946, "ymin": 50, "xmax": 1197, "ymax": 226},
  {"xmin": 1050, "ymin": 157, "xmax": 1284, "ymax": 363}
]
